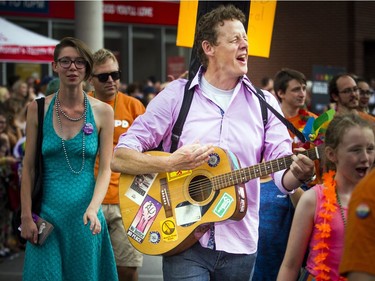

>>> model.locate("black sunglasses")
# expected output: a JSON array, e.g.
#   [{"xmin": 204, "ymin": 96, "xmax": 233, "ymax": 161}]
[{"xmin": 92, "ymin": 71, "xmax": 121, "ymax": 83}]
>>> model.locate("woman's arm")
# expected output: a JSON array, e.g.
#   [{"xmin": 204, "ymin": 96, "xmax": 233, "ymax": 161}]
[
  {"xmin": 277, "ymin": 188, "xmax": 316, "ymax": 281},
  {"xmin": 83, "ymin": 99, "xmax": 114, "ymax": 234},
  {"xmin": 20, "ymin": 100, "xmax": 39, "ymax": 244}
]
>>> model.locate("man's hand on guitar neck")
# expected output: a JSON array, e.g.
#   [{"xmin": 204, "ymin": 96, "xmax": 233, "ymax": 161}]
[
  {"xmin": 166, "ymin": 143, "xmax": 215, "ymax": 172},
  {"xmin": 282, "ymin": 147, "xmax": 316, "ymax": 192}
]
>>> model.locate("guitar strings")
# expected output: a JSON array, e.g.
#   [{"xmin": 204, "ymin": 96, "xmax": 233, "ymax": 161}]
[{"xmin": 121, "ymin": 149, "xmax": 320, "ymax": 220}]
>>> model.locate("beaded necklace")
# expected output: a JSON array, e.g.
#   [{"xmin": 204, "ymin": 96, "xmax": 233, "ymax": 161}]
[
  {"xmin": 55, "ymin": 91, "xmax": 87, "ymax": 174},
  {"xmin": 56, "ymin": 91, "xmax": 86, "ymax": 122}
]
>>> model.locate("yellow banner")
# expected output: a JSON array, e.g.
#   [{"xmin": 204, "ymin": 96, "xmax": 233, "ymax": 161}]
[
  {"xmin": 176, "ymin": 0, "xmax": 198, "ymax": 48},
  {"xmin": 248, "ymin": 1, "xmax": 277, "ymax": 58},
  {"xmin": 177, "ymin": 0, "xmax": 277, "ymax": 58}
]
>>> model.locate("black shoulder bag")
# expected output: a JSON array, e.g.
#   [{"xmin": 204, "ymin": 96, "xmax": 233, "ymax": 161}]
[{"xmin": 32, "ymin": 97, "xmax": 45, "ymax": 214}]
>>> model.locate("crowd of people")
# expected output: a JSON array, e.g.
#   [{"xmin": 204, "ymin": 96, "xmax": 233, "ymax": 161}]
[{"xmin": 0, "ymin": 3, "xmax": 375, "ymax": 281}]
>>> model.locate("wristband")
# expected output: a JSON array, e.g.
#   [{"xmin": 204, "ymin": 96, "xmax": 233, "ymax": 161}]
[{"xmin": 299, "ymin": 174, "xmax": 316, "ymax": 184}]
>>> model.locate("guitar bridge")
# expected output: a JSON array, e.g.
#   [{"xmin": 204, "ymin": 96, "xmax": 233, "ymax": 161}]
[{"xmin": 160, "ymin": 178, "xmax": 173, "ymax": 218}]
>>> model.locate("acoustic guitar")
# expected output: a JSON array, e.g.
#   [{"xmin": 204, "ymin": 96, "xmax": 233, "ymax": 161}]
[{"xmin": 119, "ymin": 146, "xmax": 322, "ymax": 256}]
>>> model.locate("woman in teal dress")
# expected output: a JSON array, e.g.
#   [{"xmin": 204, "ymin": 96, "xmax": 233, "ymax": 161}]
[{"xmin": 20, "ymin": 37, "xmax": 118, "ymax": 280}]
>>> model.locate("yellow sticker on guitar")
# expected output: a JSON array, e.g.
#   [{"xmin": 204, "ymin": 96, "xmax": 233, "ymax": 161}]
[
  {"xmin": 167, "ymin": 170, "xmax": 192, "ymax": 182},
  {"xmin": 160, "ymin": 218, "xmax": 178, "ymax": 242}
]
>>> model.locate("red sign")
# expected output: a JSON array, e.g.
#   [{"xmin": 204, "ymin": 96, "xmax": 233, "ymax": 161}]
[
  {"xmin": 0, "ymin": 45, "xmax": 55, "ymax": 63},
  {"xmin": 0, "ymin": 1, "xmax": 179, "ymax": 26},
  {"xmin": 103, "ymin": 1, "xmax": 179, "ymax": 26}
]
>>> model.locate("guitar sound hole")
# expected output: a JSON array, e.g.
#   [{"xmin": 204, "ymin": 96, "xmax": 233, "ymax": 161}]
[{"xmin": 189, "ymin": 176, "xmax": 212, "ymax": 203}]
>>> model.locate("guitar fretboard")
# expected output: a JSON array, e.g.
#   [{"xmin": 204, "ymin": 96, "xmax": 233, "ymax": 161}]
[{"xmin": 212, "ymin": 146, "xmax": 321, "ymax": 190}]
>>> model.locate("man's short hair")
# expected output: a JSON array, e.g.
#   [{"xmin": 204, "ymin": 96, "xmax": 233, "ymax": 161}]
[
  {"xmin": 328, "ymin": 73, "xmax": 356, "ymax": 102},
  {"xmin": 92, "ymin": 48, "xmax": 119, "ymax": 66},
  {"xmin": 195, "ymin": 5, "xmax": 246, "ymax": 69},
  {"xmin": 273, "ymin": 68, "xmax": 306, "ymax": 102}
]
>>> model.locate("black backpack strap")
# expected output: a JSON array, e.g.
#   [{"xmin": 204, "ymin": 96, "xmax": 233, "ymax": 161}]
[
  {"xmin": 250, "ymin": 86, "xmax": 306, "ymax": 143},
  {"xmin": 170, "ymin": 80, "xmax": 194, "ymax": 153}
]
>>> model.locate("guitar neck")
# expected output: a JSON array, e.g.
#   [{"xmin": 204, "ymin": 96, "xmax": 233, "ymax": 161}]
[{"xmin": 212, "ymin": 146, "xmax": 321, "ymax": 190}]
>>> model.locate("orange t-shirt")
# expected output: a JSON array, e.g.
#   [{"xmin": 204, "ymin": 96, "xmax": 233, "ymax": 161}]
[
  {"xmin": 340, "ymin": 168, "xmax": 375, "ymax": 277},
  {"xmin": 358, "ymin": 111, "xmax": 375, "ymax": 123},
  {"xmin": 88, "ymin": 91, "xmax": 145, "ymax": 204}
]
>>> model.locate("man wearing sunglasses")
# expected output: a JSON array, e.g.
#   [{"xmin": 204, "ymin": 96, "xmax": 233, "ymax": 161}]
[{"xmin": 88, "ymin": 48, "xmax": 145, "ymax": 281}]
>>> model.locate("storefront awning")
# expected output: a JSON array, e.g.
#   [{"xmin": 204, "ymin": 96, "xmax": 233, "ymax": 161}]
[{"xmin": 0, "ymin": 17, "xmax": 59, "ymax": 63}]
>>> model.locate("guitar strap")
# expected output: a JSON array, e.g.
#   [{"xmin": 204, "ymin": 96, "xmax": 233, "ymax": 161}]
[
  {"xmin": 247, "ymin": 85, "xmax": 306, "ymax": 143},
  {"xmin": 168, "ymin": 80, "xmax": 305, "ymax": 153},
  {"xmin": 170, "ymin": 79, "xmax": 194, "ymax": 153}
]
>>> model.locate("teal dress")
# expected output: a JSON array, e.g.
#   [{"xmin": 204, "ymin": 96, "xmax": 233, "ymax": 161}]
[{"xmin": 23, "ymin": 95, "xmax": 118, "ymax": 281}]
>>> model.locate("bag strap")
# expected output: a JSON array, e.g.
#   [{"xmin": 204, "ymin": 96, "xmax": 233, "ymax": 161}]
[
  {"xmin": 250, "ymin": 86, "xmax": 306, "ymax": 143},
  {"xmin": 32, "ymin": 97, "xmax": 45, "ymax": 214},
  {"xmin": 169, "ymin": 82, "xmax": 272, "ymax": 153},
  {"xmin": 170, "ymin": 80, "xmax": 194, "ymax": 153},
  {"xmin": 35, "ymin": 97, "xmax": 45, "ymax": 168},
  {"xmin": 255, "ymin": 87, "xmax": 268, "ymax": 127},
  {"xmin": 168, "ymin": 81, "xmax": 306, "ymax": 153}
]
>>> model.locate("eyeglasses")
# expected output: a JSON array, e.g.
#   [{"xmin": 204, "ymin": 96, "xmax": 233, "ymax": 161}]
[
  {"xmin": 338, "ymin": 86, "xmax": 360, "ymax": 95},
  {"xmin": 92, "ymin": 71, "xmax": 121, "ymax": 83},
  {"xmin": 57, "ymin": 57, "xmax": 87, "ymax": 69},
  {"xmin": 359, "ymin": 89, "xmax": 373, "ymax": 96}
]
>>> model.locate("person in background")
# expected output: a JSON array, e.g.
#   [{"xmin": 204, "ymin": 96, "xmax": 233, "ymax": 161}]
[
  {"xmin": 0, "ymin": 105, "xmax": 19, "ymax": 258},
  {"xmin": 126, "ymin": 82, "xmax": 144, "ymax": 103},
  {"xmin": 142, "ymin": 85, "xmax": 157, "ymax": 107},
  {"xmin": 3, "ymin": 98, "xmax": 25, "ymax": 142},
  {"xmin": 260, "ymin": 76, "xmax": 276, "ymax": 97},
  {"xmin": 45, "ymin": 78, "xmax": 60, "ymax": 96},
  {"xmin": 0, "ymin": 86, "xmax": 10, "ymax": 103},
  {"xmin": 254, "ymin": 68, "xmax": 318, "ymax": 281},
  {"xmin": 278, "ymin": 113, "xmax": 375, "ymax": 281},
  {"xmin": 328, "ymin": 73, "xmax": 375, "ymax": 122},
  {"xmin": 356, "ymin": 77, "xmax": 373, "ymax": 115},
  {"xmin": 11, "ymin": 79, "xmax": 34, "ymax": 105},
  {"xmin": 35, "ymin": 76, "xmax": 54, "ymax": 98},
  {"xmin": 20, "ymin": 37, "xmax": 118, "ymax": 280},
  {"xmin": 111, "ymin": 5, "xmax": 315, "ymax": 281},
  {"xmin": 339, "ymin": 168, "xmax": 375, "ymax": 281},
  {"xmin": 89, "ymin": 48, "xmax": 145, "ymax": 281}
]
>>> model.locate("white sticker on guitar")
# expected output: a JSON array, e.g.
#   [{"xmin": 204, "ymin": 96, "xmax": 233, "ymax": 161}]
[
  {"xmin": 126, "ymin": 173, "xmax": 157, "ymax": 205},
  {"xmin": 175, "ymin": 204, "xmax": 202, "ymax": 226}
]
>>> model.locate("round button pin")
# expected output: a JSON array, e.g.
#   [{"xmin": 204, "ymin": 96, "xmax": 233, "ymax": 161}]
[{"xmin": 356, "ymin": 203, "xmax": 370, "ymax": 219}]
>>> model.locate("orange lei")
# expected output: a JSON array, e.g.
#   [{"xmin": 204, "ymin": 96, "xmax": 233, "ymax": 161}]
[{"xmin": 312, "ymin": 170, "xmax": 347, "ymax": 281}]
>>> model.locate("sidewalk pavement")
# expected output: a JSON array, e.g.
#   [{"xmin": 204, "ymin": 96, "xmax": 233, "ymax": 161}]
[{"xmin": 0, "ymin": 250, "xmax": 163, "ymax": 281}]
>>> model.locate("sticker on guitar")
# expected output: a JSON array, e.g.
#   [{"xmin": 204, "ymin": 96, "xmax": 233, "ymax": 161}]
[
  {"xmin": 126, "ymin": 173, "xmax": 157, "ymax": 205},
  {"xmin": 128, "ymin": 195, "xmax": 162, "ymax": 243}
]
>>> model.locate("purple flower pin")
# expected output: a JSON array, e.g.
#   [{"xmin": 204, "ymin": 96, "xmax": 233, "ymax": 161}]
[{"xmin": 82, "ymin": 123, "xmax": 94, "ymax": 135}]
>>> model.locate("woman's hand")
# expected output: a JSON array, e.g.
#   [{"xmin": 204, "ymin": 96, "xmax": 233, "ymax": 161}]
[
  {"xmin": 83, "ymin": 207, "xmax": 101, "ymax": 235},
  {"xmin": 20, "ymin": 216, "xmax": 39, "ymax": 244}
]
